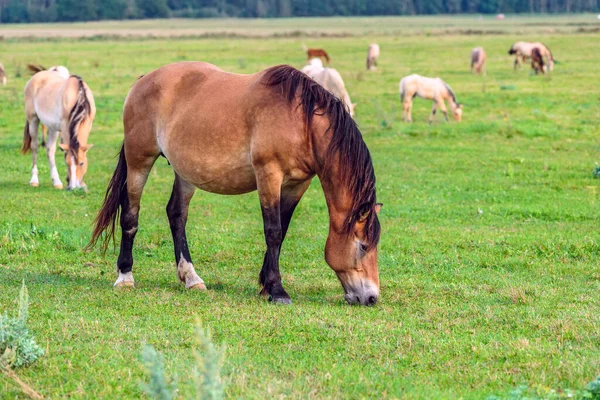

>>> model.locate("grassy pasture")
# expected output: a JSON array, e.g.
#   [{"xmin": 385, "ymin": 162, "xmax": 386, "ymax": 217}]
[{"xmin": 1, "ymin": 16, "xmax": 600, "ymax": 399}]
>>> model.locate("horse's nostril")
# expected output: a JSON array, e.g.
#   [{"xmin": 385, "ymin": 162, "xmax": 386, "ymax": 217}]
[
  {"xmin": 355, "ymin": 296, "xmax": 360, "ymax": 304},
  {"xmin": 367, "ymin": 296, "xmax": 377, "ymax": 305}
]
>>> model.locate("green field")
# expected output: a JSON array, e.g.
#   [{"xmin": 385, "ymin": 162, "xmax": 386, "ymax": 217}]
[{"xmin": 1, "ymin": 16, "xmax": 599, "ymax": 399}]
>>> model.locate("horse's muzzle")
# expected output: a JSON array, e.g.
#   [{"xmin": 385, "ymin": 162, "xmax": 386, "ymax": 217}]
[{"xmin": 344, "ymin": 288, "xmax": 379, "ymax": 306}]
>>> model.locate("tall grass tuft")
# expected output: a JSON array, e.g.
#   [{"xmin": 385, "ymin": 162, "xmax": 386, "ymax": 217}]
[
  {"xmin": 0, "ymin": 281, "xmax": 44, "ymax": 399},
  {"xmin": 192, "ymin": 318, "xmax": 226, "ymax": 400},
  {"xmin": 141, "ymin": 318, "xmax": 226, "ymax": 400}
]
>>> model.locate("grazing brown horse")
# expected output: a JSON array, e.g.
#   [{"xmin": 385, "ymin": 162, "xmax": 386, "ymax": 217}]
[
  {"xmin": 303, "ymin": 44, "xmax": 331, "ymax": 64},
  {"xmin": 530, "ymin": 47, "xmax": 545, "ymax": 74},
  {"xmin": 89, "ymin": 62, "xmax": 382, "ymax": 306}
]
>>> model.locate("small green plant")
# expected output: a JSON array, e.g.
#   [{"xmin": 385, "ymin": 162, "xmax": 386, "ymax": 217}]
[
  {"xmin": 141, "ymin": 319, "xmax": 226, "ymax": 400},
  {"xmin": 0, "ymin": 281, "xmax": 44, "ymax": 399},
  {"xmin": 585, "ymin": 376, "xmax": 600, "ymax": 399}
]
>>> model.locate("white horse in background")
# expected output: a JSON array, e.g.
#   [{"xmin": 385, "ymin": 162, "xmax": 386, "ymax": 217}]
[
  {"xmin": 22, "ymin": 65, "xmax": 95, "ymax": 190},
  {"xmin": 301, "ymin": 58, "xmax": 356, "ymax": 117},
  {"xmin": 508, "ymin": 42, "xmax": 554, "ymax": 72},
  {"xmin": 399, "ymin": 74, "xmax": 462, "ymax": 123},
  {"xmin": 366, "ymin": 43, "xmax": 380, "ymax": 70}
]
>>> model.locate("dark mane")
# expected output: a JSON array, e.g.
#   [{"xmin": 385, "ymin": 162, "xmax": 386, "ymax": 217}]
[
  {"xmin": 262, "ymin": 65, "xmax": 380, "ymax": 248},
  {"xmin": 67, "ymin": 75, "xmax": 91, "ymax": 161},
  {"xmin": 443, "ymin": 81, "xmax": 458, "ymax": 104}
]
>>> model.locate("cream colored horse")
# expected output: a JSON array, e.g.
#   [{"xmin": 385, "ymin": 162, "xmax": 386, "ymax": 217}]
[
  {"xmin": 399, "ymin": 74, "xmax": 462, "ymax": 123},
  {"xmin": 366, "ymin": 43, "xmax": 380, "ymax": 70},
  {"xmin": 22, "ymin": 69, "xmax": 95, "ymax": 189},
  {"xmin": 471, "ymin": 47, "xmax": 486, "ymax": 74},
  {"xmin": 508, "ymin": 42, "xmax": 554, "ymax": 71},
  {"xmin": 0, "ymin": 63, "xmax": 6, "ymax": 85},
  {"xmin": 301, "ymin": 59, "xmax": 356, "ymax": 117}
]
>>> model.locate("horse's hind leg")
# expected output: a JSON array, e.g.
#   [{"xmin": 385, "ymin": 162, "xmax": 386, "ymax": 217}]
[
  {"xmin": 167, "ymin": 173, "xmax": 205, "ymax": 290},
  {"xmin": 45, "ymin": 129, "xmax": 63, "ymax": 189},
  {"xmin": 115, "ymin": 154, "xmax": 156, "ymax": 287},
  {"xmin": 27, "ymin": 119, "xmax": 40, "ymax": 187}
]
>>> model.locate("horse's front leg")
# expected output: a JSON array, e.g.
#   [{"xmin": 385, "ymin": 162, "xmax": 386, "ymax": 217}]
[
  {"xmin": 429, "ymin": 102, "xmax": 438, "ymax": 124},
  {"xmin": 45, "ymin": 129, "xmax": 63, "ymax": 189},
  {"xmin": 255, "ymin": 164, "xmax": 293, "ymax": 303},
  {"xmin": 438, "ymin": 99, "xmax": 449, "ymax": 122},
  {"xmin": 166, "ymin": 173, "xmax": 205, "ymax": 290}
]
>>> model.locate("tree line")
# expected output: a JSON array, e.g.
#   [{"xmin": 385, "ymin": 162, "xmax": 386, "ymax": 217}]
[{"xmin": 1, "ymin": 0, "xmax": 598, "ymax": 23}]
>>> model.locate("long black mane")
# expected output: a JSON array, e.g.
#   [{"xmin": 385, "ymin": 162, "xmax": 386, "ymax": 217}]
[
  {"xmin": 263, "ymin": 65, "xmax": 380, "ymax": 248},
  {"xmin": 67, "ymin": 75, "xmax": 91, "ymax": 161}
]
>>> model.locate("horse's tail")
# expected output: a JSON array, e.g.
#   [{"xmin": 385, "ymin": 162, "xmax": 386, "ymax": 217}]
[
  {"xmin": 27, "ymin": 64, "xmax": 46, "ymax": 75},
  {"xmin": 67, "ymin": 76, "xmax": 91, "ymax": 161},
  {"xmin": 87, "ymin": 144, "xmax": 128, "ymax": 253},
  {"xmin": 21, "ymin": 120, "xmax": 31, "ymax": 154}
]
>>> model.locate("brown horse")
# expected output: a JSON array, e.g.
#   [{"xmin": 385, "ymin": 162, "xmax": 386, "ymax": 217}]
[
  {"xmin": 530, "ymin": 47, "xmax": 545, "ymax": 74},
  {"xmin": 88, "ymin": 62, "xmax": 382, "ymax": 306},
  {"xmin": 303, "ymin": 44, "xmax": 331, "ymax": 64}
]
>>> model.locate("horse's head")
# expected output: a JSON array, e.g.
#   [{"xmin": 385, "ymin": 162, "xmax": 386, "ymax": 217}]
[
  {"xmin": 59, "ymin": 143, "xmax": 93, "ymax": 190},
  {"xmin": 453, "ymin": 104, "xmax": 463, "ymax": 122},
  {"xmin": 508, "ymin": 44, "xmax": 517, "ymax": 55},
  {"xmin": 325, "ymin": 203, "xmax": 382, "ymax": 306}
]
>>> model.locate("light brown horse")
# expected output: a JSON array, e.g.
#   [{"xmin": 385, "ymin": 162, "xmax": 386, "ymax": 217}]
[
  {"xmin": 22, "ymin": 67, "xmax": 95, "ymax": 189},
  {"xmin": 470, "ymin": 47, "xmax": 486, "ymax": 74},
  {"xmin": 399, "ymin": 74, "xmax": 462, "ymax": 123},
  {"xmin": 89, "ymin": 62, "xmax": 382, "ymax": 306},
  {"xmin": 508, "ymin": 42, "xmax": 554, "ymax": 72},
  {"xmin": 366, "ymin": 43, "xmax": 380, "ymax": 71},
  {"xmin": 0, "ymin": 63, "xmax": 6, "ymax": 85}
]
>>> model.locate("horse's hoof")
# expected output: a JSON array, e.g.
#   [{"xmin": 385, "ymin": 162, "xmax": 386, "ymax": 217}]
[
  {"xmin": 30, "ymin": 182, "xmax": 39, "ymax": 187},
  {"xmin": 188, "ymin": 282, "xmax": 206, "ymax": 290},
  {"xmin": 54, "ymin": 183, "xmax": 63, "ymax": 189},
  {"xmin": 115, "ymin": 281, "xmax": 134, "ymax": 288},
  {"xmin": 269, "ymin": 295, "xmax": 292, "ymax": 305}
]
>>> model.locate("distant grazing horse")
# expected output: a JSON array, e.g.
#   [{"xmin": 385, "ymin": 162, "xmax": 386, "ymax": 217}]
[
  {"xmin": 302, "ymin": 43, "xmax": 331, "ymax": 64},
  {"xmin": 88, "ymin": 62, "xmax": 382, "ymax": 306},
  {"xmin": 366, "ymin": 43, "xmax": 380, "ymax": 71},
  {"xmin": 530, "ymin": 47, "xmax": 545, "ymax": 74},
  {"xmin": 22, "ymin": 66, "xmax": 95, "ymax": 189},
  {"xmin": 508, "ymin": 42, "xmax": 554, "ymax": 71},
  {"xmin": 470, "ymin": 47, "xmax": 486, "ymax": 74},
  {"xmin": 301, "ymin": 59, "xmax": 356, "ymax": 117},
  {"xmin": 0, "ymin": 63, "xmax": 6, "ymax": 85},
  {"xmin": 399, "ymin": 74, "xmax": 462, "ymax": 123}
]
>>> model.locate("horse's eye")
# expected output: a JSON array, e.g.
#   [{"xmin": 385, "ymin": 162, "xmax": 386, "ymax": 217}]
[
  {"xmin": 359, "ymin": 243, "xmax": 368, "ymax": 254},
  {"xmin": 79, "ymin": 162, "xmax": 84, "ymax": 166}
]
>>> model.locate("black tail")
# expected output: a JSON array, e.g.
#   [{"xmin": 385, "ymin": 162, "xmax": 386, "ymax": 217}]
[
  {"xmin": 87, "ymin": 144, "xmax": 128, "ymax": 253},
  {"xmin": 21, "ymin": 120, "xmax": 31, "ymax": 154}
]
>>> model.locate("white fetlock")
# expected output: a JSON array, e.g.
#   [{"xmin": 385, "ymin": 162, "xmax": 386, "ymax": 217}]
[
  {"xmin": 177, "ymin": 257, "xmax": 206, "ymax": 290},
  {"xmin": 114, "ymin": 271, "xmax": 135, "ymax": 287}
]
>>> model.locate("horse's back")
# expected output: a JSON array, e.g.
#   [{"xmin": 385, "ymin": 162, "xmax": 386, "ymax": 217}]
[{"xmin": 124, "ymin": 62, "xmax": 302, "ymax": 195}]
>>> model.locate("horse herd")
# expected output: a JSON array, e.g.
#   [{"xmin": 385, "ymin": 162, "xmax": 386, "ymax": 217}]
[{"xmin": 4, "ymin": 39, "xmax": 554, "ymax": 306}]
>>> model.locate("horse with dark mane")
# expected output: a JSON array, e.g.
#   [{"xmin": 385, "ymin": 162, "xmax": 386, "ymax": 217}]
[
  {"xmin": 22, "ymin": 64, "xmax": 95, "ymax": 190},
  {"xmin": 303, "ymin": 44, "xmax": 331, "ymax": 64},
  {"xmin": 88, "ymin": 62, "xmax": 382, "ymax": 306},
  {"xmin": 530, "ymin": 47, "xmax": 545, "ymax": 74}
]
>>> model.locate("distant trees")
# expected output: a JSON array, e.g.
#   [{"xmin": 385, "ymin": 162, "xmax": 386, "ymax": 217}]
[{"xmin": 0, "ymin": 0, "xmax": 598, "ymax": 23}]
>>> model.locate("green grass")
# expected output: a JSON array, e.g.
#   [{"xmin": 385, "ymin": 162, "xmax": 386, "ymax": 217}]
[{"xmin": 1, "ymin": 17, "xmax": 600, "ymax": 399}]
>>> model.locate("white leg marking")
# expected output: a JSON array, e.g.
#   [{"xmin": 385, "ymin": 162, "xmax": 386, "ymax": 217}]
[
  {"xmin": 30, "ymin": 166, "xmax": 39, "ymax": 187},
  {"xmin": 114, "ymin": 265, "xmax": 135, "ymax": 287},
  {"xmin": 177, "ymin": 254, "xmax": 206, "ymax": 290},
  {"xmin": 69, "ymin": 155, "xmax": 78, "ymax": 189}
]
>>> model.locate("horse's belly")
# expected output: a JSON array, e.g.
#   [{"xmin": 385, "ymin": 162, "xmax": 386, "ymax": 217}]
[
  {"xmin": 34, "ymin": 104, "xmax": 61, "ymax": 130},
  {"xmin": 170, "ymin": 157, "xmax": 257, "ymax": 195}
]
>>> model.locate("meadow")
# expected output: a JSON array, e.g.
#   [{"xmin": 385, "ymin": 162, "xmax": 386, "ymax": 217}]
[{"xmin": 1, "ymin": 15, "xmax": 600, "ymax": 399}]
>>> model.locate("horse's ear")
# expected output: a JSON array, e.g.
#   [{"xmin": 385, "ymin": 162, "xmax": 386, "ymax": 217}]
[
  {"xmin": 81, "ymin": 144, "xmax": 93, "ymax": 152},
  {"xmin": 58, "ymin": 143, "xmax": 69, "ymax": 152},
  {"xmin": 374, "ymin": 203, "xmax": 382, "ymax": 214}
]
